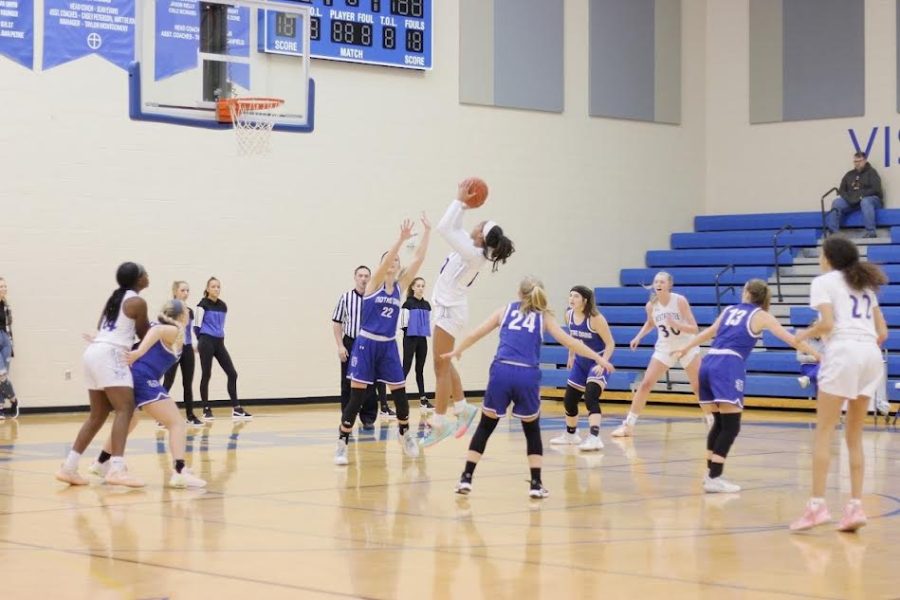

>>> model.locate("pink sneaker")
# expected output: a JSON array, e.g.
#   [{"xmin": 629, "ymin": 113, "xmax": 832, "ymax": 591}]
[
  {"xmin": 836, "ymin": 502, "xmax": 867, "ymax": 533},
  {"xmin": 790, "ymin": 501, "xmax": 832, "ymax": 532},
  {"xmin": 55, "ymin": 466, "xmax": 88, "ymax": 486}
]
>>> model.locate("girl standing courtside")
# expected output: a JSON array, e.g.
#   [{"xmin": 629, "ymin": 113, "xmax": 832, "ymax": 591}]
[
  {"xmin": 790, "ymin": 237, "xmax": 888, "ymax": 532},
  {"xmin": 334, "ymin": 215, "xmax": 432, "ymax": 466},
  {"xmin": 445, "ymin": 277, "xmax": 614, "ymax": 498},
  {"xmin": 196, "ymin": 277, "xmax": 250, "ymax": 420},
  {"xmin": 612, "ymin": 272, "xmax": 703, "ymax": 437},
  {"xmin": 549, "ymin": 285, "xmax": 615, "ymax": 451},
  {"xmin": 0, "ymin": 278, "xmax": 18, "ymax": 419},
  {"xmin": 424, "ymin": 181, "xmax": 515, "ymax": 447},
  {"xmin": 56, "ymin": 262, "xmax": 150, "ymax": 487},
  {"xmin": 89, "ymin": 300, "xmax": 206, "ymax": 488},
  {"xmin": 401, "ymin": 277, "xmax": 434, "ymax": 411},
  {"xmin": 673, "ymin": 280, "xmax": 817, "ymax": 493},
  {"xmin": 163, "ymin": 281, "xmax": 201, "ymax": 425}
]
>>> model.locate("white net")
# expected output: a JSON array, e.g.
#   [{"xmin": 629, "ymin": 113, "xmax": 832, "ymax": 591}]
[{"xmin": 225, "ymin": 98, "xmax": 284, "ymax": 156}]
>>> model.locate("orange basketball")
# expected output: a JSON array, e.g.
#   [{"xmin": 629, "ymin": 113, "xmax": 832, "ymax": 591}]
[{"xmin": 463, "ymin": 177, "xmax": 489, "ymax": 208}]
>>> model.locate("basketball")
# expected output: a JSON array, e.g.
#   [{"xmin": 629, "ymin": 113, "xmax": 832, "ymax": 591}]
[{"xmin": 463, "ymin": 177, "xmax": 489, "ymax": 208}]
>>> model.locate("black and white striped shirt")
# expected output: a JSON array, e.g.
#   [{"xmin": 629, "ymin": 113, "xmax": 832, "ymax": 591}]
[{"xmin": 332, "ymin": 289, "xmax": 364, "ymax": 339}]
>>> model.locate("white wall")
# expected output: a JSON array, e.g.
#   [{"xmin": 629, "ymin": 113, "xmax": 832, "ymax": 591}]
[
  {"xmin": 705, "ymin": 0, "xmax": 899, "ymax": 215},
  {"xmin": 0, "ymin": 0, "xmax": 707, "ymax": 408}
]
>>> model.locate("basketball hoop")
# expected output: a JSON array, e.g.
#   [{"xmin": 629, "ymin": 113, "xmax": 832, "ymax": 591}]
[{"xmin": 216, "ymin": 97, "xmax": 285, "ymax": 156}]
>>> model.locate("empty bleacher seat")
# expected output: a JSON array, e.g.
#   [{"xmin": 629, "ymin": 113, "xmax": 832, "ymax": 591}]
[
  {"xmin": 646, "ymin": 248, "xmax": 797, "ymax": 268},
  {"xmin": 671, "ymin": 229, "xmax": 820, "ymax": 249},
  {"xmin": 619, "ymin": 267, "xmax": 774, "ymax": 286}
]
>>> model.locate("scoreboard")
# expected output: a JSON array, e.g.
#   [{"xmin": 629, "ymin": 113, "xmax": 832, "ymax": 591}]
[{"xmin": 259, "ymin": 0, "xmax": 432, "ymax": 70}]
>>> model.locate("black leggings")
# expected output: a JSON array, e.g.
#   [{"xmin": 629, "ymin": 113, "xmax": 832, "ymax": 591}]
[
  {"xmin": 198, "ymin": 334, "xmax": 239, "ymax": 407},
  {"xmin": 163, "ymin": 344, "xmax": 196, "ymax": 416},
  {"xmin": 402, "ymin": 335, "xmax": 428, "ymax": 397}
]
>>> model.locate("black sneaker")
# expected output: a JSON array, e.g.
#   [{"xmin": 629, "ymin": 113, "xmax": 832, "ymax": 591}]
[
  {"xmin": 529, "ymin": 483, "xmax": 550, "ymax": 499},
  {"xmin": 232, "ymin": 406, "xmax": 253, "ymax": 420},
  {"xmin": 379, "ymin": 406, "xmax": 397, "ymax": 420},
  {"xmin": 186, "ymin": 414, "xmax": 203, "ymax": 426},
  {"xmin": 202, "ymin": 407, "xmax": 214, "ymax": 421},
  {"xmin": 419, "ymin": 397, "xmax": 434, "ymax": 411},
  {"xmin": 6, "ymin": 399, "xmax": 17, "ymax": 419}
]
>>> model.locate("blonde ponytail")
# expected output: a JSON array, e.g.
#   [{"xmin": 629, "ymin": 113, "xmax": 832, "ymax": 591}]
[
  {"xmin": 158, "ymin": 299, "xmax": 187, "ymax": 352},
  {"xmin": 519, "ymin": 276, "xmax": 551, "ymax": 314}
]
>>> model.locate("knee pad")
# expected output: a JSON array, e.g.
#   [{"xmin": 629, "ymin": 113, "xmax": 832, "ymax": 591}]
[
  {"xmin": 341, "ymin": 387, "xmax": 367, "ymax": 426},
  {"xmin": 706, "ymin": 412, "xmax": 722, "ymax": 452},
  {"xmin": 390, "ymin": 387, "xmax": 410, "ymax": 421},
  {"xmin": 521, "ymin": 417, "xmax": 543, "ymax": 456},
  {"xmin": 584, "ymin": 382, "xmax": 602, "ymax": 415},
  {"xmin": 469, "ymin": 414, "xmax": 499, "ymax": 454},
  {"xmin": 712, "ymin": 412, "xmax": 741, "ymax": 459},
  {"xmin": 563, "ymin": 385, "xmax": 581, "ymax": 418}
]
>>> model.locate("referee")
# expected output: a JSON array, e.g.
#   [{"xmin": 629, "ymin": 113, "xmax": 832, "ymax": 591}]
[{"xmin": 331, "ymin": 265, "xmax": 378, "ymax": 426}]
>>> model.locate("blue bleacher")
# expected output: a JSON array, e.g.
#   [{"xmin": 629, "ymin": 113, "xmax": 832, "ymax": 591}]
[
  {"xmin": 620, "ymin": 267, "xmax": 774, "ymax": 286},
  {"xmin": 695, "ymin": 209, "xmax": 900, "ymax": 232},
  {"xmin": 671, "ymin": 229, "xmax": 820, "ymax": 249},
  {"xmin": 541, "ymin": 209, "xmax": 900, "ymax": 403},
  {"xmin": 596, "ymin": 286, "xmax": 741, "ymax": 306},
  {"xmin": 646, "ymin": 248, "xmax": 797, "ymax": 267}
]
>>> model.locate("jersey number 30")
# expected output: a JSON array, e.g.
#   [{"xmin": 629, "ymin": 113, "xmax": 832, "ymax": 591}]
[{"xmin": 508, "ymin": 310, "xmax": 537, "ymax": 333}]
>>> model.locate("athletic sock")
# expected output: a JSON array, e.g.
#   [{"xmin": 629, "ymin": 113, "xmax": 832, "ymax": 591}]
[
  {"xmin": 625, "ymin": 412, "xmax": 638, "ymax": 426},
  {"xmin": 453, "ymin": 398, "xmax": 467, "ymax": 415},
  {"xmin": 64, "ymin": 450, "xmax": 81, "ymax": 471},
  {"xmin": 97, "ymin": 450, "xmax": 111, "ymax": 464},
  {"xmin": 589, "ymin": 425, "xmax": 600, "ymax": 437},
  {"xmin": 709, "ymin": 462, "xmax": 724, "ymax": 479},
  {"xmin": 530, "ymin": 467, "xmax": 541, "ymax": 487},
  {"xmin": 566, "ymin": 425, "xmax": 576, "ymax": 434},
  {"xmin": 463, "ymin": 461, "xmax": 477, "ymax": 480},
  {"xmin": 174, "ymin": 459, "xmax": 185, "ymax": 474}
]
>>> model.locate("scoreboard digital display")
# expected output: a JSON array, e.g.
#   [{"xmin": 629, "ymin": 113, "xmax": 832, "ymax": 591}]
[{"xmin": 259, "ymin": 0, "xmax": 432, "ymax": 70}]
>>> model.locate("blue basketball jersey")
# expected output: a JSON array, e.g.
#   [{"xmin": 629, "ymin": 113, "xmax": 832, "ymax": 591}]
[
  {"xmin": 360, "ymin": 283, "xmax": 402, "ymax": 339},
  {"xmin": 711, "ymin": 303, "xmax": 762, "ymax": 361},
  {"xmin": 131, "ymin": 338, "xmax": 181, "ymax": 382},
  {"xmin": 567, "ymin": 310, "xmax": 605, "ymax": 368},
  {"xmin": 494, "ymin": 302, "xmax": 544, "ymax": 367}
]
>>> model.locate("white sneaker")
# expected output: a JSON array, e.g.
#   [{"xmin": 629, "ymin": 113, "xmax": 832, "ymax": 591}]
[
  {"xmin": 169, "ymin": 468, "xmax": 207, "ymax": 489},
  {"xmin": 578, "ymin": 435, "xmax": 604, "ymax": 452},
  {"xmin": 529, "ymin": 485, "xmax": 550, "ymax": 499},
  {"xmin": 88, "ymin": 460, "xmax": 111, "ymax": 478},
  {"xmin": 703, "ymin": 476, "xmax": 741, "ymax": 494},
  {"xmin": 549, "ymin": 431, "xmax": 582, "ymax": 445},
  {"xmin": 55, "ymin": 466, "xmax": 88, "ymax": 486},
  {"xmin": 333, "ymin": 439, "xmax": 349, "ymax": 466},
  {"xmin": 798, "ymin": 376, "xmax": 811, "ymax": 389},
  {"xmin": 105, "ymin": 467, "xmax": 145, "ymax": 488},
  {"xmin": 611, "ymin": 423, "xmax": 634, "ymax": 438},
  {"xmin": 400, "ymin": 431, "xmax": 420, "ymax": 458},
  {"xmin": 455, "ymin": 480, "xmax": 472, "ymax": 495}
]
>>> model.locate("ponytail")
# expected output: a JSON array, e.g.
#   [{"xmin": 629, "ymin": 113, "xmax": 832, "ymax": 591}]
[
  {"xmin": 519, "ymin": 276, "xmax": 551, "ymax": 314},
  {"xmin": 484, "ymin": 225, "xmax": 515, "ymax": 273},
  {"xmin": 99, "ymin": 262, "xmax": 145, "ymax": 328},
  {"xmin": 158, "ymin": 299, "xmax": 187, "ymax": 350},
  {"xmin": 743, "ymin": 279, "xmax": 771, "ymax": 311},
  {"xmin": 821, "ymin": 236, "xmax": 887, "ymax": 292}
]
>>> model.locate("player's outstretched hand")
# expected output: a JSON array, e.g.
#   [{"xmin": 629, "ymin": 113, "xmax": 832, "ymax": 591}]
[
  {"xmin": 457, "ymin": 180, "xmax": 477, "ymax": 207},
  {"xmin": 399, "ymin": 218, "xmax": 415, "ymax": 242},
  {"xmin": 420, "ymin": 212, "xmax": 431, "ymax": 230},
  {"xmin": 441, "ymin": 350, "xmax": 462, "ymax": 361}
]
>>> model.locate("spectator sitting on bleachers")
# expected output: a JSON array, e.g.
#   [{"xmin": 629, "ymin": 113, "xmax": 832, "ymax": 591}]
[{"xmin": 826, "ymin": 152, "xmax": 884, "ymax": 238}]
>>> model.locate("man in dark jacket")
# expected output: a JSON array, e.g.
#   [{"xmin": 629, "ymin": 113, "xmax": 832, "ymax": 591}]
[{"xmin": 826, "ymin": 152, "xmax": 884, "ymax": 237}]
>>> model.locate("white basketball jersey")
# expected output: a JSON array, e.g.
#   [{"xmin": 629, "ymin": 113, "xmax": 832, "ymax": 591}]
[
  {"xmin": 93, "ymin": 290, "xmax": 139, "ymax": 348},
  {"xmin": 652, "ymin": 293, "xmax": 696, "ymax": 352},
  {"xmin": 809, "ymin": 270, "xmax": 879, "ymax": 343},
  {"xmin": 431, "ymin": 199, "xmax": 488, "ymax": 308}
]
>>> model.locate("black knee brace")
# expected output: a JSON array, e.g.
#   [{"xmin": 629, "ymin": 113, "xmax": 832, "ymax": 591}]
[
  {"xmin": 706, "ymin": 412, "xmax": 722, "ymax": 452},
  {"xmin": 341, "ymin": 387, "xmax": 366, "ymax": 428},
  {"xmin": 712, "ymin": 412, "xmax": 742, "ymax": 459},
  {"xmin": 469, "ymin": 414, "xmax": 499, "ymax": 454},
  {"xmin": 390, "ymin": 387, "xmax": 409, "ymax": 421},
  {"xmin": 584, "ymin": 382, "xmax": 602, "ymax": 415},
  {"xmin": 521, "ymin": 417, "xmax": 543, "ymax": 456},
  {"xmin": 562, "ymin": 385, "xmax": 581, "ymax": 418}
]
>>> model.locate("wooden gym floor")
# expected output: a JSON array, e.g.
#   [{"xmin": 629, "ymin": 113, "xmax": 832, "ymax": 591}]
[{"xmin": 0, "ymin": 402, "xmax": 898, "ymax": 599}]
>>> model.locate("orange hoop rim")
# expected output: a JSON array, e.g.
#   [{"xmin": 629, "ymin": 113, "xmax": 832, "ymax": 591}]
[{"xmin": 216, "ymin": 97, "xmax": 285, "ymax": 122}]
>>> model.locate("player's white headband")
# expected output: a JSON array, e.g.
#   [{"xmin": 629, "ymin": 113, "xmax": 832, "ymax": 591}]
[{"xmin": 482, "ymin": 220, "xmax": 498, "ymax": 238}]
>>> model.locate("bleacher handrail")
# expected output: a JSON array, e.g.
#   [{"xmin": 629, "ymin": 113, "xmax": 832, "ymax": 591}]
[
  {"xmin": 714, "ymin": 264, "xmax": 736, "ymax": 314},
  {"xmin": 820, "ymin": 187, "xmax": 839, "ymax": 238},
  {"xmin": 773, "ymin": 225, "xmax": 794, "ymax": 303}
]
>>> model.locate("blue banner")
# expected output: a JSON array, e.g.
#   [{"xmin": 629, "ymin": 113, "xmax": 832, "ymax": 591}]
[
  {"xmin": 227, "ymin": 6, "xmax": 250, "ymax": 90},
  {"xmin": 43, "ymin": 0, "xmax": 135, "ymax": 71},
  {"xmin": 0, "ymin": 0, "xmax": 34, "ymax": 69},
  {"xmin": 155, "ymin": 0, "xmax": 198, "ymax": 81}
]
